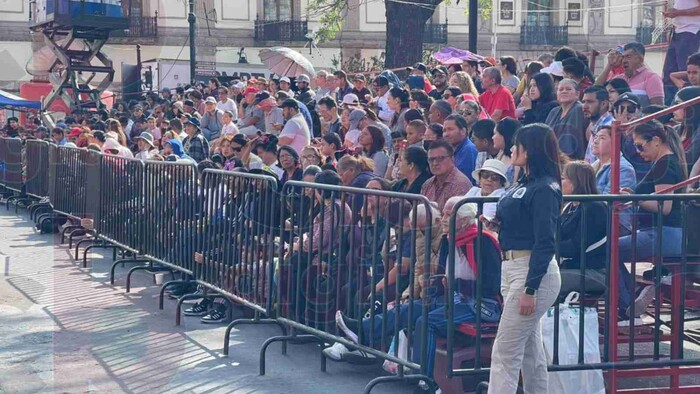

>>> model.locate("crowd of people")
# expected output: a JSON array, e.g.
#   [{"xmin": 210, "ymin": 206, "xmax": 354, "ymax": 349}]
[{"xmin": 3, "ymin": 38, "xmax": 700, "ymax": 393}]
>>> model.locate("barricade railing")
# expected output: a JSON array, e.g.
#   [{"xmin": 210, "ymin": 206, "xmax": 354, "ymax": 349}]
[
  {"xmin": 265, "ymin": 180, "xmax": 438, "ymax": 392},
  {"xmin": 0, "ymin": 137, "xmax": 23, "ymax": 193},
  {"xmin": 445, "ymin": 193, "xmax": 700, "ymax": 393},
  {"xmin": 197, "ymin": 169, "xmax": 279, "ymax": 314},
  {"xmin": 25, "ymin": 140, "xmax": 50, "ymax": 199},
  {"xmin": 141, "ymin": 160, "xmax": 199, "ymax": 275},
  {"xmin": 97, "ymin": 154, "xmax": 144, "ymax": 253},
  {"xmin": 48, "ymin": 145, "xmax": 95, "ymax": 219}
]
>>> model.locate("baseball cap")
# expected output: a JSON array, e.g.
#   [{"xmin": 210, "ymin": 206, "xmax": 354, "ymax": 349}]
[
  {"xmin": 68, "ymin": 127, "xmax": 82, "ymax": 138},
  {"xmin": 341, "ymin": 93, "xmax": 360, "ymax": 106},
  {"xmin": 352, "ymin": 74, "xmax": 366, "ymax": 82},
  {"xmin": 407, "ymin": 62, "xmax": 428, "ymax": 74},
  {"xmin": 205, "ymin": 96, "xmax": 217, "ymax": 104},
  {"xmin": 183, "ymin": 99, "xmax": 195, "ymax": 107},
  {"xmin": 614, "ymin": 93, "xmax": 641, "ymax": 108},
  {"xmin": 161, "ymin": 87, "xmax": 171, "ymax": 93},
  {"xmin": 244, "ymin": 86, "xmax": 259, "ymax": 96},
  {"xmin": 254, "ymin": 91, "xmax": 271, "ymax": 105},
  {"xmin": 279, "ymin": 77, "xmax": 291, "ymax": 84},
  {"xmin": 431, "ymin": 66, "xmax": 448, "ymax": 76},
  {"xmin": 232, "ymin": 81, "xmax": 245, "ymax": 90},
  {"xmin": 541, "ymin": 61, "xmax": 564, "ymax": 77},
  {"xmin": 297, "ymin": 74, "xmax": 310, "ymax": 83},
  {"xmin": 184, "ymin": 117, "xmax": 201, "ymax": 129},
  {"xmin": 374, "ymin": 76, "xmax": 389, "ymax": 87}
]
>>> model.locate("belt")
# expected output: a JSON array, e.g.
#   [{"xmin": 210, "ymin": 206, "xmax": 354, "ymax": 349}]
[{"xmin": 501, "ymin": 250, "xmax": 532, "ymax": 261}]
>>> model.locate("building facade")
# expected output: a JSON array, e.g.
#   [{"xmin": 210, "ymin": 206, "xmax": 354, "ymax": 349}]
[{"xmin": 0, "ymin": 0, "xmax": 667, "ymax": 91}]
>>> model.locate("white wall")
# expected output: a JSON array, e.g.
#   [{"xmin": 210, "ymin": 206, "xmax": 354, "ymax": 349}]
[{"xmin": 0, "ymin": 1, "xmax": 28, "ymax": 22}]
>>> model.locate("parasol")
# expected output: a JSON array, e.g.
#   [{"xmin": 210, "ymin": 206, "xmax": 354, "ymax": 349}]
[
  {"xmin": 432, "ymin": 47, "xmax": 484, "ymax": 65},
  {"xmin": 259, "ymin": 47, "xmax": 316, "ymax": 77}
]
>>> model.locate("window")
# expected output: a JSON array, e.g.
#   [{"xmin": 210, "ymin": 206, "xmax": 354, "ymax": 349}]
[
  {"xmin": 122, "ymin": 0, "xmax": 142, "ymax": 18},
  {"xmin": 526, "ymin": 0, "xmax": 552, "ymax": 26},
  {"xmin": 264, "ymin": 0, "xmax": 293, "ymax": 20}
]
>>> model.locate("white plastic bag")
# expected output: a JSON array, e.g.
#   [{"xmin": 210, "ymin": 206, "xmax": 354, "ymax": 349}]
[
  {"xmin": 542, "ymin": 292, "xmax": 605, "ymax": 394},
  {"xmin": 382, "ymin": 329, "xmax": 409, "ymax": 374}
]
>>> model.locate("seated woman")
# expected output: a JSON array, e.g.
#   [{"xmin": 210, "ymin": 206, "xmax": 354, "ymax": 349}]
[
  {"xmin": 465, "ymin": 159, "xmax": 509, "ymax": 219},
  {"xmin": 336, "ymin": 156, "xmax": 376, "ymax": 222},
  {"xmin": 325, "ymin": 199, "xmax": 444, "ymax": 362},
  {"xmin": 359, "ymin": 125, "xmax": 389, "ymax": 177},
  {"xmin": 393, "ymin": 146, "xmax": 432, "ymax": 194},
  {"xmin": 618, "ymin": 120, "xmax": 688, "ymax": 319},
  {"xmin": 558, "ymin": 161, "xmax": 609, "ymax": 297},
  {"xmin": 411, "ymin": 198, "xmax": 501, "ymax": 381}
]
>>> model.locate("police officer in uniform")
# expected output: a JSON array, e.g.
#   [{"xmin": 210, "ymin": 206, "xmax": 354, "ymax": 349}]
[{"xmin": 481, "ymin": 123, "xmax": 563, "ymax": 394}]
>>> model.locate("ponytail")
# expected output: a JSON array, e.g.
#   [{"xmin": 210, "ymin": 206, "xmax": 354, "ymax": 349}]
[{"xmin": 665, "ymin": 125, "xmax": 689, "ymax": 181}]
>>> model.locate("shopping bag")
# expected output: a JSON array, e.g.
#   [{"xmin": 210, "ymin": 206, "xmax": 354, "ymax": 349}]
[
  {"xmin": 382, "ymin": 329, "xmax": 409, "ymax": 375},
  {"xmin": 542, "ymin": 292, "xmax": 605, "ymax": 394}
]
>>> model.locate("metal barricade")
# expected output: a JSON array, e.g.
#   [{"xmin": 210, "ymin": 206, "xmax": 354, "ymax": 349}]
[
  {"xmin": 25, "ymin": 140, "xmax": 50, "ymax": 199},
  {"xmin": 48, "ymin": 145, "xmax": 93, "ymax": 219},
  {"xmin": 1, "ymin": 137, "xmax": 23, "ymax": 193},
  {"xmin": 262, "ymin": 180, "xmax": 438, "ymax": 392},
  {"xmin": 141, "ymin": 160, "xmax": 199, "ymax": 275},
  {"xmin": 198, "ymin": 169, "xmax": 279, "ymax": 314},
  {"xmin": 443, "ymin": 193, "xmax": 700, "ymax": 393},
  {"xmin": 96, "ymin": 154, "xmax": 144, "ymax": 253}
]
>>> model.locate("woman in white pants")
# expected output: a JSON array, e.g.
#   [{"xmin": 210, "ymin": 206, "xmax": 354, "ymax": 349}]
[{"xmin": 481, "ymin": 123, "xmax": 563, "ymax": 393}]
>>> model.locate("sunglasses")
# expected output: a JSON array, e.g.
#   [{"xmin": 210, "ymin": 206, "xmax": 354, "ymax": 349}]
[
  {"xmin": 616, "ymin": 104, "xmax": 637, "ymax": 113},
  {"xmin": 634, "ymin": 140, "xmax": 649, "ymax": 152},
  {"xmin": 442, "ymin": 94, "xmax": 452, "ymax": 99},
  {"xmin": 479, "ymin": 172, "xmax": 502, "ymax": 182}
]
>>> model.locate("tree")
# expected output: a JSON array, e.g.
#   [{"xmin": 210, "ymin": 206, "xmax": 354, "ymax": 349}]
[{"xmin": 308, "ymin": 0, "xmax": 492, "ymax": 69}]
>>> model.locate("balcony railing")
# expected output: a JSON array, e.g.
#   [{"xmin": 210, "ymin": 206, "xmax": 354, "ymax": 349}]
[
  {"xmin": 636, "ymin": 26, "xmax": 668, "ymax": 45},
  {"xmin": 255, "ymin": 20, "xmax": 308, "ymax": 42},
  {"xmin": 424, "ymin": 23, "xmax": 447, "ymax": 44},
  {"xmin": 111, "ymin": 16, "xmax": 158, "ymax": 38},
  {"xmin": 520, "ymin": 25, "xmax": 568, "ymax": 46}
]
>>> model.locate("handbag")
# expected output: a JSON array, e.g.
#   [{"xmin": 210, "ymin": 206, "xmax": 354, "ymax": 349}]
[
  {"xmin": 382, "ymin": 329, "xmax": 409, "ymax": 375},
  {"xmin": 542, "ymin": 292, "xmax": 605, "ymax": 394}
]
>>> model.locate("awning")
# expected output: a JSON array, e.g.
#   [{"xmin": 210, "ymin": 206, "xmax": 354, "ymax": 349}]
[{"xmin": 0, "ymin": 89, "xmax": 41, "ymax": 111}]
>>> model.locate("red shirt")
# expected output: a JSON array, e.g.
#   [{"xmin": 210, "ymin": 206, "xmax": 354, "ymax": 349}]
[{"xmin": 478, "ymin": 85, "xmax": 516, "ymax": 119}]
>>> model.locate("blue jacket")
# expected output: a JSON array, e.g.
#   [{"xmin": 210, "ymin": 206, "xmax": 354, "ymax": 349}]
[{"xmin": 454, "ymin": 138, "xmax": 479, "ymax": 185}]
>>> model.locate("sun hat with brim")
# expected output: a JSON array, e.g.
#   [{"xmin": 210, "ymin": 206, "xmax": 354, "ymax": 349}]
[
  {"xmin": 541, "ymin": 61, "xmax": 564, "ymax": 77},
  {"xmin": 472, "ymin": 159, "xmax": 510, "ymax": 188},
  {"xmin": 135, "ymin": 131, "xmax": 155, "ymax": 148}
]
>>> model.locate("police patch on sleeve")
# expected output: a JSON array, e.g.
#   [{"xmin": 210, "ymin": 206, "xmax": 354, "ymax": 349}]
[{"xmin": 512, "ymin": 187, "xmax": 527, "ymax": 199}]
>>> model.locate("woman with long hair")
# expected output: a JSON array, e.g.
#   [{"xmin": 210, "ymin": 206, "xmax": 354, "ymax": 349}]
[
  {"xmin": 618, "ymin": 120, "xmax": 688, "ymax": 319},
  {"xmin": 603, "ymin": 79, "xmax": 631, "ymax": 107},
  {"xmin": 393, "ymin": 145, "xmax": 432, "ymax": 194},
  {"xmin": 320, "ymin": 132, "xmax": 345, "ymax": 167},
  {"xmin": 108, "ymin": 118, "xmax": 128, "ymax": 147},
  {"xmin": 359, "ymin": 125, "xmax": 389, "ymax": 176},
  {"xmin": 388, "ymin": 87, "xmax": 411, "ymax": 134},
  {"xmin": 449, "ymin": 71, "xmax": 480, "ymax": 99},
  {"xmin": 492, "ymin": 117, "xmax": 521, "ymax": 184},
  {"xmin": 673, "ymin": 86, "xmax": 700, "ymax": 168},
  {"xmin": 520, "ymin": 73, "xmax": 559, "ymax": 125},
  {"xmin": 484, "ymin": 123, "xmax": 562, "ymax": 394}
]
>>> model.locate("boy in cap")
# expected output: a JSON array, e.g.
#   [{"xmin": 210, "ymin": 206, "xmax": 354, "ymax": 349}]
[
  {"xmin": 279, "ymin": 77, "xmax": 294, "ymax": 97},
  {"xmin": 351, "ymin": 74, "xmax": 371, "ymax": 104},
  {"xmin": 296, "ymin": 74, "xmax": 316, "ymax": 106},
  {"xmin": 201, "ymin": 96, "xmax": 225, "ymax": 140}
]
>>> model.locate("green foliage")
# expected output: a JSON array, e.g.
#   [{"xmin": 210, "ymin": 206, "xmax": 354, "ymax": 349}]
[
  {"xmin": 306, "ymin": 0, "xmax": 345, "ymax": 43},
  {"xmin": 331, "ymin": 52, "xmax": 386, "ymax": 73},
  {"xmin": 451, "ymin": 0, "xmax": 493, "ymax": 19}
]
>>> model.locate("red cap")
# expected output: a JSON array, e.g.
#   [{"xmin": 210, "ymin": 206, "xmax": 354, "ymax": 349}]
[
  {"xmin": 243, "ymin": 86, "xmax": 259, "ymax": 96},
  {"xmin": 483, "ymin": 57, "xmax": 497, "ymax": 66},
  {"xmin": 68, "ymin": 127, "xmax": 82, "ymax": 138}
]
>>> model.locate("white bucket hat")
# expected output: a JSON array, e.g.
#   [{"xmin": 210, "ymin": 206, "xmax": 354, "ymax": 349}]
[{"xmin": 472, "ymin": 159, "xmax": 509, "ymax": 188}]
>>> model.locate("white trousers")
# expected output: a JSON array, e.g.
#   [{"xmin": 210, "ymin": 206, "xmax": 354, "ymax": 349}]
[{"xmin": 488, "ymin": 257, "xmax": 561, "ymax": 394}]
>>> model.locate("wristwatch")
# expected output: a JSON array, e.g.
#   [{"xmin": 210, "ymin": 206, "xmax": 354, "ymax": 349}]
[{"xmin": 524, "ymin": 287, "xmax": 537, "ymax": 296}]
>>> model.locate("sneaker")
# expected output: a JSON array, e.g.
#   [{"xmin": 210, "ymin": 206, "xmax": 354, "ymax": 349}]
[
  {"xmin": 183, "ymin": 300, "xmax": 211, "ymax": 316},
  {"xmin": 627, "ymin": 285, "xmax": 656, "ymax": 318},
  {"xmin": 323, "ymin": 342, "xmax": 350, "ymax": 361},
  {"xmin": 344, "ymin": 348, "xmax": 379, "ymax": 365},
  {"xmin": 201, "ymin": 306, "xmax": 227, "ymax": 324},
  {"xmin": 335, "ymin": 310, "xmax": 360, "ymax": 344},
  {"xmin": 181, "ymin": 287, "xmax": 205, "ymax": 304}
]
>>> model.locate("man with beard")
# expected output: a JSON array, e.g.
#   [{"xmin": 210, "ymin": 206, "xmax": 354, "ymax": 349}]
[
  {"xmin": 582, "ymin": 87, "xmax": 614, "ymax": 163},
  {"xmin": 429, "ymin": 66, "xmax": 449, "ymax": 100}
]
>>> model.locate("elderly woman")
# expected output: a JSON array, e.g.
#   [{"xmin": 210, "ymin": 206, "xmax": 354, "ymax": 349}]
[
  {"xmin": 464, "ymin": 159, "xmax": 509, "ymax": 219},
  {"xmin": 301, "ymin": 145, "xmax": 324, "ymax": 169},
  {"xmin": 545, "ymin": 78, "xmax": 588, "ymax": 160}
]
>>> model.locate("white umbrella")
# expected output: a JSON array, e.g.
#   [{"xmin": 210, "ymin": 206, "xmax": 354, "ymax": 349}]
[{"xmin": 259, "ymin": 47, "xmax": 316, "ymax": 77}]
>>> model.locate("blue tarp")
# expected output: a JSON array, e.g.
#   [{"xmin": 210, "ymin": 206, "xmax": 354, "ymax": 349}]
[{"xmin": 0, "ymin": 90, "xmax": 41, "ymax": 111}]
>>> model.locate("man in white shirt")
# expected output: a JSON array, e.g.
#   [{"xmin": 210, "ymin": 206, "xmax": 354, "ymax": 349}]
[
  {"xmin": 278, "ymin": 99, "xmax": 310, "ymax": 154},
  {"xmin": 217, "ymin": 86, "xmax": 237, "ymax": 119},
  {"xmin": 372, "ymin": 75, "xmax": 394, "ymax": 125},
  {"xmin": 662, "ymin": 0, "xmax": 700, "ymax": 102}
]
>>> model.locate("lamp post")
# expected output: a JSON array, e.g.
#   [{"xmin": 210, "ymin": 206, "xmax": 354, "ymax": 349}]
[{"xmin": 188, "ymin": 0, "xmax": 196, "ymax": 84}]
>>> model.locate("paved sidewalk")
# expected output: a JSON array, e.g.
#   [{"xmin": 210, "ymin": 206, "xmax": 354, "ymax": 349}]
[{"xmin": 0, "ymin": 210, "xmax": 412, "ymax": 394}]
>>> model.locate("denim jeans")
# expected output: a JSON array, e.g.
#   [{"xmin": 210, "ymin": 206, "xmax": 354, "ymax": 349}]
[
  {"xmin": 663, "ymin": 31, "xmax": 700, "ymax": 105},
  {"xmin": 359, "ymin": 300, "xmax": 432, "ymax": 348},
  {"xmin": 617, "ymin": 227, "xmax": 683, "ymax": 313}
]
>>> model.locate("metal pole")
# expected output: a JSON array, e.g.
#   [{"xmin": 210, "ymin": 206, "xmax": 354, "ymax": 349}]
[
  {"xmin": 136, "ymin": 44, "xmax": 142, "ymax": 94},
  {"xmin": 608, "ymin": 119, "xmax": 621, "ymax": 392},
  {"xmin": 188, "ymin": 0, "xmax": 196, "ymax": 84},
  {"xmin": 468, "ymin": 0, "xmax": 478, "ymax": 53}
]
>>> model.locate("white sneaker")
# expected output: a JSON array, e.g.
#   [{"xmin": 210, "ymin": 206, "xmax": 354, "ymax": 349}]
[
  {"xmin": 323, "ymin": 342, "xmax": 350, "ymax": 361},
  {"xmin": 335, "ymin": 310, "xmax": 359, "ymax": 344},
  {"xmin": 628, "ymin": 285, "xmax": 656, "ymax": 318}
]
